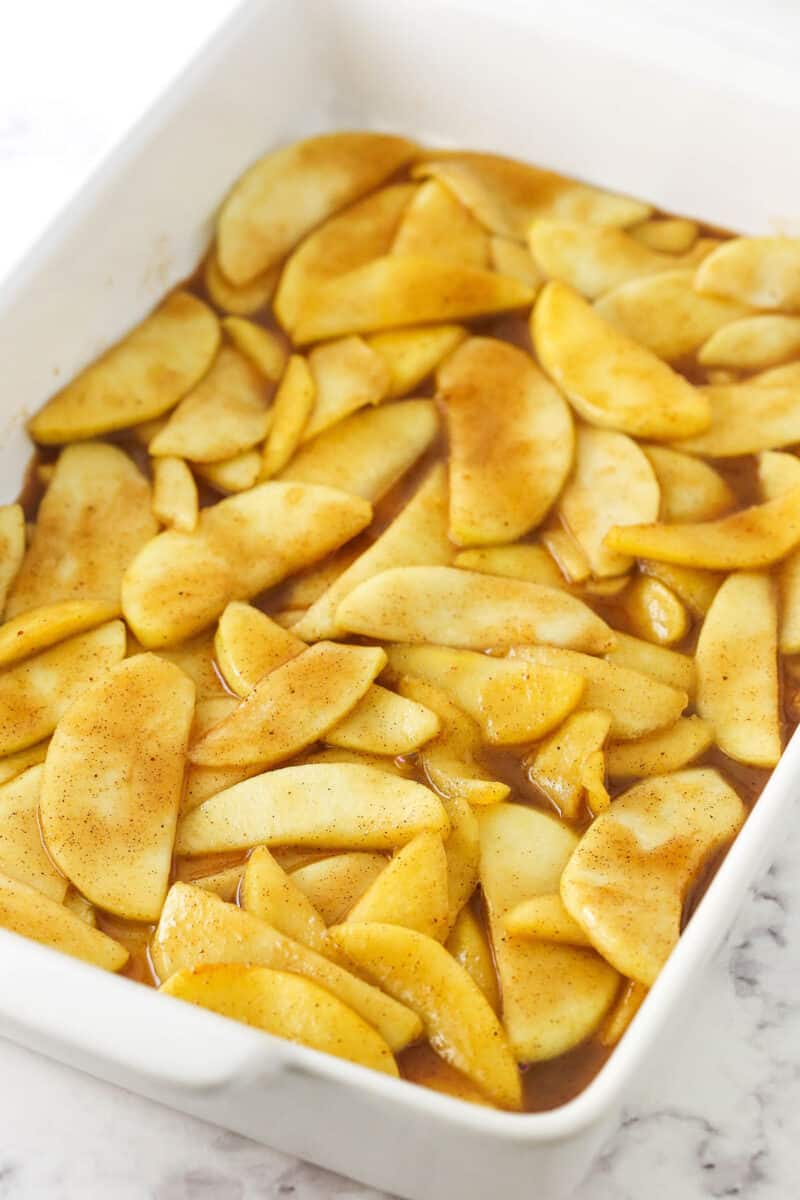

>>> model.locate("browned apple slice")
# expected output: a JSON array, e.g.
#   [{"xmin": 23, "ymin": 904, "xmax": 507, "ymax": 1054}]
[{"xmin": 392, "ymin": 179, "xmax": 490, "ymax": 266}]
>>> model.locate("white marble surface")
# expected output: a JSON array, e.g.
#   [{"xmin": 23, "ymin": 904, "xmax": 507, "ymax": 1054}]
[{"xmin": 1, "ymin": 3, "xmax": 800, "ymax": 1197}]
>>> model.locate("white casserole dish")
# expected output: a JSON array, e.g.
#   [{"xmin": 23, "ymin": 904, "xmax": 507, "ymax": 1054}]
[{"xmin": 1, "ymin": 2, "xmax": 798, "ymax": 1196}]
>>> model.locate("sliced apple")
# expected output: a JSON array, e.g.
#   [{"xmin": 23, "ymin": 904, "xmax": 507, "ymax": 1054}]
[
  {"xmin": 559, "ymin": 427, "xmax": 660, "ymax": 577},
  {"xmin": 122, "ymin": 481, "xmax": 371, "ymax": 647},
  {"xmin": 290, "ymin": 853, "xmax": 388, "ymax": 925},
  {"xmin": 161, "ymin": 963, "xmax": 397, "ymax": 1075},
  {"xmin": 346, "ymin": 832, "xmax": 450, "ymax": 941},
  {"xmin": 150, "ymin": 632, "xmax": 225, "ymax": 699},
  {"xmin": 620, "ymin": 576, "xmax": 690, "ymax": 647},
  {"xmin": 293, "ymin": 463, "xmax": 452, "ymax": 642},
  {"xmin": 698, "ymin": 314, "xmax": 800, "ymax": 370},
  {"xmin": 0, "ymin": 600, "xmax": 119, "ymax": 670},
  {"xmin": 330, "ymin": 921, "xmax": 521, "ymax": 1109},
  {"xmin": 176, "ymin": 764, "xmax": 449, "ymax": 856},
  {"xmin": 530, "ymin": 221, "xmax": 693, "ymax": 298},
  {"xmin": 453, "ymin": 544, "xmax": 567, "ymax": 590},
  {"xmin": 758, "ymin": 450, "xmax": 800, "ymax": 500},
  {"xmin": 0, "ymin": 740, "xmax": 49, "ymax": 787},
  {"xmin": 367, "ymin": 324, "xmax": 467, "ymax": 397},
  {"xmin": 599, "ymin": 980, "xmax": 648, "ymax": 1047},
  {"xmin": 438, "ymin": 337, "xmax": 574, "ymax": 545},
  {"xmin": 532, "ymin": 282, "xmax": 711, "ymax": 440},
  {"xmin": 392, "ymin": 178, "xmax": 490, "ymax": 266},
  {"xmin": 0, "ymin": 871, "xmax": 128, "ymax": 971},
  {"xmin": 203, "ymin": 250, "xmax": 278, "ymax": 316},
  {"xmin": 504, "ymin": 894, "xmax": 592, "ymax": 947},
  {"xmin": 280, "ymin": 400, "xmax": 438, "ymax": 502},
  {"xmin": 151, "ymin": 457, "xmax": 198, "ymax": 533},
  {"xmin": 607, "ymin": 715, "xmax": 714, "ymax": 780},
  {"xmin": 511, "ymin": 645, "xmax": 687, "ymax": 740},
  {"xmin": 561, "ymin": 768, "xmax": 746, "ymax": 985},
  {"xmin": 186, "ymin": 864, "xmax": 243, "ymax": 903},
  {"xmin": 40, "ymin": 653, "xmax": 194, "ymax": 920},
  {"xmin": 303, "ymin": 337, "xmax": 391, "ymax": 441},
  {"xmin": 696, "ymin": 572, "xmax": 781, "ymax": 766},
  {"xmin": 7, "ymin": 443, "xmax": 157, "ymax": 617},
  {"xmin": 28, "ymin": 292, "xmax": 220, "ymax": 443},
  {"xmin": 194, "ymin": 449, "xmax": 262, "ymax": 495},
  {"xmin": 326, "ymin": 684, "xmax": 440, "ymax": 756},
  {"xmin": 0, "ymin": 620, "xmax": 125, "ymax": 755},
  {"xmin": 259, "ymin": 356, "xmax": 315, "ymax": 478},
  {"xmin": 478, "ymin": 803, "xmax": 620, "ymax": 1061},
  {"xmin": 605, "ymin": 631, "xmax": 695, "ymax": 695},
  {"xmin": 336, "ymin": 565, "xmax": 614, "ymax": 653},
  {"xmin": 221, "ymin": 317, "xmax": 287, "ymax": 382},
  {"xmin": 642, "ymin": 445, "xmax": 734, "ymax": 523},
  {"xmin": 0, "ymin": 505, "xmax": 24, "ymax": 616},
  {"xmin": 694, "ymin": 235, "xmax": 800, "ymax": 310},
  {"xmin": 214, "ymin": 602, "xmax": 303, "ymax": 697},
  {"xmin": 241, "ymin": 847, "xmax": 329, "ymax": 955},
  {"xmin": 605, "ymin": 486, "xmax": 800, "ymax": 569},
  {"xmin": 527, "ymin": 709, "xmax": 612, "ymax": 819},
  {"xmin": 445, "ymin": 905, "xmax": 499, "ymax": 1011},
  {"xmin": 754, "ymin": 453, "xmax": 800, "ymax": 653},
  {"xmin": 639, "ymin": 560, "xmax": 722, "ymax": 617},
  {"xmin": 0, "ymin": 766, "xmax": 66, "ymax": 900},
  {"xmin": 542, "ymin": 527, "xmax": 591, "ymax": 584},
  {"xmin": 152, "ymin": 883, "xmax": 421, "ymax": 1051},
  {"xmin": 631, "ymin": 217, "xmax": 698, "ymax": 253},
  {"xmin": 489, "ymin": 237, "xmax": 543, "ymax": 290}
]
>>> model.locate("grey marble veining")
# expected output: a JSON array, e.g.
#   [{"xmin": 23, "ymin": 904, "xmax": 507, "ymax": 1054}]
[{"xmin": 1, "ymin": 3, "xmax": 799, "ymax": 1197}]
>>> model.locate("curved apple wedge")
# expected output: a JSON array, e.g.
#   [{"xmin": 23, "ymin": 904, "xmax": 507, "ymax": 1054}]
[
  {"xmin": 241, "ymin": 847, "xmax": 330, "ymax": 956},
  {"xmin": 391, "ymin": 179, "xmax": 490, "ymax": 266},
  {"xmin": 160, "ymin": 964, "xmax": 398, "ymax": 1076},
  {"xmin": 329, "ymin": 922, "xmax": 521, "ymax": 1109},
  {"xmin": 346, "ymin": 832, "xmax": 450, "ymax": 941},
  {"xmin": 326, "ymin": 684, "xmax": 440, "ymax": 756},
  {"xmin": 561, "ymin": 769, "xmax": 746, "ymax": 985},
  {"xmin": 214, "ymin": 602, "xmax": 304, "ymax": 697},
  {"xmin": 0, "ymin": 766, "xmax": 66, "ymax": 901},
  {"xmin": 176, "ymin": 764, "xmax": 449, "ymax": 857},
  {"xmin": 694, "ymin": 235, "xmax": 800, "ymax": 310},
  {"xmin": 606, "ymin": 716, "xmax": 714, "ymax": 780},
  {"xmin": 40, "ymin": 654, "xmax": 195, "ymax": 921},
  {"xmin": 0, "ymin": 600, "xmax": 119, "ymax": 670},
  {"xmin": 336, "ymin": 565, "xmax": 614, "ymax": 653},
  {"xmin": 641, "ymin": 445, "xmax": 734, "ymax": 523},
  {"xmin": 290, "ymin": 854, "xmax": 388, "ymax": 926},
  {"xmin": 0, "ymin": 871, "xmax": 127, "ymax": 971}
]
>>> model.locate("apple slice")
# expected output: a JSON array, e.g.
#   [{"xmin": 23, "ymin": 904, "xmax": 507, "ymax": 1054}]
[
  {"xmin": 632, "ymin": 217, "xmax": 698, "ymax": 253},
  {"xmin": 151, "ymin": 457, "xmax": 198, "ymax": 533},
  {"xmin": 641, "ymin": 445, "xmax": 734, "ymax": 523},
  {"xmin": 204, "ymin": 250, "xmax": 278, "ymax": 316},
  {"xmin": 330, "ymin": 922, "xmax": 521, "ymax": 1109},
  {"xmin": 214, "ymin": 603, "xmax": 303, "ymax": 697},
  {"xmin": 438, "ymin": 337, "xmax": 574, "ymax": 546},
  {"xmin": 122, "ymin": 481, "xmax": 371, "ymax": 647},
  {"xmin": 0, "ymin": 871, "xmax": 128, "ymax": 971},
  {"xmin": 28, "ymin": 292, "xmax": 220, "ymax": 443},
  {"xmin": 489, "ymin": 237, "xmax": 543, "ymax": 290},
  {"xmin": 694, "ymin": 235, "xmax": 800, "ymax": 310},
  {"xmin": 326, "ymin": 684, "xmax": 440, "ymax": 756},
  {"xmin": 638, "ymin": 561, "xmax": 722, "ymax": 617},
  {"xmin": 151, "ymin": 883, "xmax": 421, "ymax": 1052},
  {"xmin": 504, "ymin": 894, "xmax": 592, "ymax": 947},
  {"xmin": 367, "ymin": 325, "xmax": 466, "ymax": 397},
  {"xmin": 0, "ymin": 505, "xmax": 24, "ymax": 616},
  {"xmin": 453, "ymin": 544, "xmax": 567, "ymax": 590},
  {"xmin": 189, "ymin": 642, "xmax": 385, "ymax": 768},
  {"xmin": 606, "ymin": 716, "xmax": 714, "ymax": 780},
  {"xmin": 303, "ymin": 337, "xmax": 390, "ymax": 441},
  {"xmin": 527, "ymin": 709, "xmax": 612, "ymax": 819},
  {"xmin": 336, "ymin": 565, "xmax": 613, "ymax": 652},
  {"xmin": 40, "ymin": 654, "xmax": 194, "ymax": 920},
  {"xmin": 7, "ymin": 443, "xmax": 157, "ymax": 617},
  {"xmin": 176, "ymin": 764, "xmax": 449, "ymax": 856},
  {"xmin": 0, "ymin": 600, "xmax": 119, "ymax": 670},
  {"xmin": 620, "ymin": 576, "xmax": 690, "ymax": 647},
  {"xmin": 696, "ymin": 572, "xmax": 781, "ymax": 767},
  {"xmin": 392, "ymin": 179, "xmax": 490, "ymax": 266},
  {"xmin": 0, "ymin": 766, "xmax": 66, "ymax": 901},
  {"xmin": 530, "ymin": 220, "xmax": 688, "ymax": 297},
  {"xmin": 674, "ymin": 383, "xmax": 800, "ymax": 458},
  {"xmin": 699, "ymin": 314, "xmax": 800, "ymax": 370},
  {"xmin": 0, "ymin": 741, "xmax": 49, "ymax": 787},
  {"xmin": 346, "ymin": 832, "xmax": 450, "ymax": 941},
  {"xmin": 241, "ymin": 847, "xmax": 329, "ymax": 955},
  {"xmin": 532, "ymin": 282, "xmax": 710, "ymax": 440},
  {"xmin": 478, "ymin": 803, "xmax": 619, "ymax": 1062},
  {"xmin": 605, "ymin": 631, "xmax": 695, "ymax": 695},
  {"xmin": 259, "ymin": 356, "xmax": 315, "ymax": 479},
  {"xmin": 445, "ymin": 906, "xmax": 499, "ymax": 1012},
  {"xmin": 221, "ymin": 318, "xmax": 287, "ymax": 382},
  {"xmin": 0, "ymin": 621, "xmax": 125, "ymax": 756},
  {"xmin": 290, "ymin": 853, "xmax": 388, "ymax": 925},
  {"xmin": 561, "ymin": 768, "xmax": 746, "ymax": 985},
  {"xmin": 161, "ymin": 963, "xmax": 398, "ymax": 1076}
]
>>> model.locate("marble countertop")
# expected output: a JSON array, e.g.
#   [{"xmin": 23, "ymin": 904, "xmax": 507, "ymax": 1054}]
[{"xmin": 1, "ymin": 3, "xmax": 799, "ymax": 1197}]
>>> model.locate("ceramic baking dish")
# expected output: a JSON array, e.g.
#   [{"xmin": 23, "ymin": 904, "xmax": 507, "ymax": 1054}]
[{"xmin": 1, "ymin": 1, "xmax": 799, "ymax": 1196}]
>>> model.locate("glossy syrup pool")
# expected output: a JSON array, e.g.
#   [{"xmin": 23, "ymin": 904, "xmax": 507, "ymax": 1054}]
[{"xmin": 16, "ymin": 187, "xmax": 799, "ymax": 1114}]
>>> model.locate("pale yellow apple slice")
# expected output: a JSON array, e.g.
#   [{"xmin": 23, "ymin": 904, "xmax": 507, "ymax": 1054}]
[
  {"xmin": 696, "ymin": 572, "xmax": 781, "ymax": 766},
  {"xmin": 504, "ymin": 894, "xmax": 592, "ymax": 947},
  {"xmin": 674, "ymin": 384, "xmax": 800, "ymax": 458},
  {"xmin": 176, "ymin": 764, "xmax": 448, "ymax": 856},
  {"xmin": 438, "ymin": 792, "xmax": 480, "ymax": 924},
  {"xmin": 214, "ymin": 602, "xmax": 303, "ymax": 696},
  {"xmin": 391, "ymin": 179, "xmax": 490, "ymax": 266},
  {"xmin": 698, "ymin": 314, "xmax": 800, "ymax": 370},
  {"xmin": 330, "ymin": 921, "xmax": 521, "ymax": 1108},
  {"xmin": 193, "ymin": 450, "xmax": 262, "ymax": 495},
  {"xmin": 755, "ymin": 453, "xmax": 800, "ymax": 652},
  {"xmin": 326, "ymin": 684, "xmax": 440, "ymax": 756},
  {"xmin": 40, "ymin": 653, "xmax": 195, "ymax": 920},
  {"xmin": 638, "ymin": 561, "xmax": 722, "ymax": 617},
  {"xmin": 489, "ymin": 237, "xmax": 543, "ymax": 290},
  {"xmin": 367, "ymin": 325, "xmax": 466, "ymax": 397},
  {"xmin": 161, "ymin": 963, "xmax": 397, "ymax": 1075},
  {"xmin": 292, "ymin": 256, "xmax": 534, "ymax": 345},
  {"xmin": 279, "ymin": 400, "xmax": 438, "ymax": 502},
  {"xmin": 204, "ymin": 250, "xmax": 278, "ymax": 316},
  {"xmin": 0, "ymin": 871, "xmax": 128, "ymax": 970},
  {"xmin": 641, "ymin": 445, "xmax": 734, "ymax": 523},
  {"xmin": 438, "ymin": 337, "xmax": 574, "ymax": 545},
  {"xmin": 189, "ymin": 642, "xmax": 385, "ymax": 768},
  {"xmin": 122, "ymin": 481, "xmax": 371, "ymax": 647},
  {"xmin": 532, "ymin": 282, "xmax": 711, "ymax": 439},
  {"xmin": 0, "ymin": 505, "xmax": 24, "ymax": 616},
  {"xmin": 28, "ymin": 292, "xmax": 220, "ymax": 443},
  {"xmin": 345, "ymin": 832, "xmax": 450, "ymax": 941},
  {"xmin": 604, "ymin": 631, "xmax": 696, "ymax": 694},
  {"xmin": 397, "ymin": 675, "xmax": 510, "ymax": 807},
  {"xmin": 594, "ymin": 269, "xmax": 748, "ymax": 360},
  {"xmin": 293, "ymin": 463, "xmax": 452, "ymax": 642},
  {"xmin": 290, "ymin": 853, "xmax": 388, "ymax": 925},
  {"xmin": 478, "ymin": 803, "xmax": 620, "ymax": 1062},
  {"xmin": 511, "ymin": 645, "xmax": 687, "ymax": 739},
  {"xmin": 413, "ymin": 152, "xmax": 650, "ymax": 237},
  {"xmin": 274, "ymin": 183, "xmax": 416, "ymax": 332},
  {"xmin": 385, "ymin": 644, "xmax": 585, "ymax": 745},
  {"xmin": 151, "ymin": 457, "xmax": 198, "ymax": 532},
  {"xmin": 631, "ymin": 217, "xmax": 698, "ymax": 253},
  {"xmin": 259, "ymin": 356, "xmax": 315, "ymax": 479},
  {"xmin": 561, "ymin": 768, "xmax": 746, "ymax": 985},
  {"xmin": 453, "ymin": 544, "xmax": 567, "ymax": 589},
  {"xmin": 694, "ymin": 235, "xmax": 800, "ymax": 310},
  {"xmin": 619, "ymin": 576, "xmax": 690, "ymax": 646},
  {"xmin": 186, "ymin": 865, "xmax": 243, "ymax": 903},
  {"xmin": 221, "ymin": 318, "xmax": 287, "ymax": 382},
  {"xmin": 150, "ymin": 346, "xmax": 272, "ymax": 463},
  {"xmin": 0, "ymin": 620, "xmax": 125, "ymax": 755},
  {"xmin": 605, "ymin": 486, "xmax": 800, "ymax": 569},
  {"xmin": 151, "ymin": 883, "xmax": 421, "ymax": 1051},
  {"xmin": 0, "ymin": 741, "xmax": 49, "ymax": 787},
  {"xmin": 527, "ymin": 709, "xmax": 612, "ymax": 819},
  {"xmin": 0, "ymin": 766, "xmax": 66, "ymax": 900},
  {"xmin": 0, "ymin": 600, "xmax": 119, "ymax": 669},
  {"xmin": 529, "ymin": 221, "xmax": 693, "ymax": 298},
  {"xmin": 445, "ymin": 905, "xmax": 499, "ymax": 1011},
  {"xmin": 303, "ymin": 337, "xmax": 391, "ymax": 441},
  {"xmin": 559, "ymin": 427, "xmax": 659, "ymax": 578},
  {"xmin": 217, "ymin": 132, "xmax": 417, "ymax": 284},
  {"xmin": 336, "ymin": 565, "xmax": 614, "ymax": 652},
  {"xmin": 241, "ymin": 847, "xmax": 329, "ymax": 954},
  {"xmin": 7, "ymin": 443, "xmax": 157, "ymax": 617},
  {"xmin": 606, "ymin": 716, "xmax": 714, "ymax": 780}
]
